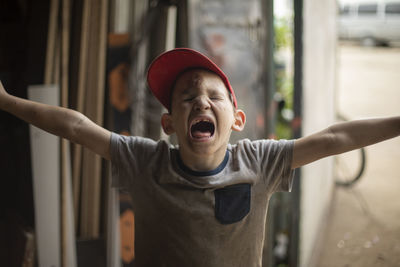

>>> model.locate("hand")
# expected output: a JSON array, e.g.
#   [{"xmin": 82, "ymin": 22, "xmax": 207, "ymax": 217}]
[
  {"xmin": 0, "ymin": 81, "xmax": 9, "ymax": 108},
  {"xmin": 0, "ymin": 80, "xmax": 6, "ymax": 93}
]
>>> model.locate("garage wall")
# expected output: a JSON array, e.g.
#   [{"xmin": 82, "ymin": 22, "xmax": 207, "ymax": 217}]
[{"xmin": 300, "ymin": 0, "xmax": 338, "ymax": 266}]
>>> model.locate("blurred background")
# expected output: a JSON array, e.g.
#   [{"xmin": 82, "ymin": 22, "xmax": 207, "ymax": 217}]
[{"xmin": 0, "ymin": 0, "xmax": 399, "ymax": 266}]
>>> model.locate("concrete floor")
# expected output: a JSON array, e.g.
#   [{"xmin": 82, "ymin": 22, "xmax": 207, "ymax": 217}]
[{"xmin": 316, "ymin": 44, "xmax": 400, "ymax": 266}]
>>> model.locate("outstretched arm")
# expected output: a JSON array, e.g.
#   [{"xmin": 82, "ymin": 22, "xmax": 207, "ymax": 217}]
[
  {"xmin": 292, "ymin": 116, "xmax": 400, "ymax": 169},
  {"xmin": 0, "ymin": 81, "xmax": 111, "ymax": 160}
]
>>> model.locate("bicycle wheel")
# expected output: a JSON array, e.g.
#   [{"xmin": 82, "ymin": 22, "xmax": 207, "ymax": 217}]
[
  {"xmin": 334, "ymin": 114, "xmax": 367, "ymax": 187},
  {"xmin": 334, "ymin": 146, "xmax": 366, "ymax": 186}
]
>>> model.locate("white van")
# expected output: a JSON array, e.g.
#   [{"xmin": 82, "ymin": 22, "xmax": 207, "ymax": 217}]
[{"xmin": 338, "ymin": 0, "xmax": 400, "ymax": 46}]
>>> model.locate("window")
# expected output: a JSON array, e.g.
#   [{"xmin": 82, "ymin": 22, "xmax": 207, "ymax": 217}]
[
  {"xmin": 358, "ymin": 4, "xmax": 378, "ymax": 15},
  {"xmin": 385, "ymin": 3, "xmax": 400, "ymax": 15}
]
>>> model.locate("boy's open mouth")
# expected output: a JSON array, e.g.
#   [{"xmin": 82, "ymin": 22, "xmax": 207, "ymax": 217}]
[{"xmin": 190, "ymin": 119, "xmax": 215, "ymax": 140}]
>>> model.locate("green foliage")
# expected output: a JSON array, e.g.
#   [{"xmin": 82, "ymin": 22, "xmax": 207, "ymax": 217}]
[
  {"xmin": 274, "ymin": 17, "xmax": 294, "ymax": 139},
  {"xmin": 274, "ymin": 17, "xmax": 293, "ymax": 50}
]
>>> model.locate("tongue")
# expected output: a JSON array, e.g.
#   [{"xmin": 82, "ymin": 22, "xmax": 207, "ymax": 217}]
[{"xmin": 192, "ymin": 131, "xmax": 211, "ymax": 138}]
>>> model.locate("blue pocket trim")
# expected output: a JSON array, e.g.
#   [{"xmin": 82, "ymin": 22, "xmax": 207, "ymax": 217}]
[{"xmin": 214, "ymin": 183, "xmax": 251, "ymax": 224}]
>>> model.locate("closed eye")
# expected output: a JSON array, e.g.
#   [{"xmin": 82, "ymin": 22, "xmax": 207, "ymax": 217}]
[
  {"xmin": 183, "ymin": 96, "xmax": 195, "ymax": 102},
  {"xmin": 210, "ymin": 96, "xmax": 224, "ymax": 101}
]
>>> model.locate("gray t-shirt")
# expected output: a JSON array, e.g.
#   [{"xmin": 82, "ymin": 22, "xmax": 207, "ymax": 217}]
[{"xmin": 110, "ymin": 133, "xmax": 295, "ymax": 267}]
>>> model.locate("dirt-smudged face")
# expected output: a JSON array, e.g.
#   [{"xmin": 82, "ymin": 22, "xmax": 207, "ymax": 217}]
[{"xmin": 161, "ymin": 69, "xmax": 246, "ymax": 171}]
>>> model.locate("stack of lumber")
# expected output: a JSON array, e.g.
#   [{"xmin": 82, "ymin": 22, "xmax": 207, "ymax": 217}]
[
  {"xmin": 31, "ymin": 0, "xmax": 109, "ymax": 266},
  {"xmin": 74, "ymin": 0, "xmax": 109, "ymax": 240}
]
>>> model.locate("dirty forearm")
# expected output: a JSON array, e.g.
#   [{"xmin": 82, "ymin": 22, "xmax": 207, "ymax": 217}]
[
  {"xmin": 292, "ymin": 116, "xmax": 399, "ymax": 169},
  {"xmin": 1, "ymin": 82, "xmax": 111, "ymax": 159},
  {"xmin": 328, "ymin": 116, "xmax": 400, "ymax": 154},
  {"xmin": 2, "ymin": 93, "xmax": 86, "ymax": 143}
]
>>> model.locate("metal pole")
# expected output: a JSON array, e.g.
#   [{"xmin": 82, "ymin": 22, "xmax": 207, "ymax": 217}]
[{"xmin": 289, "ymin": 0, "xmax": 303, "ymax": 266}]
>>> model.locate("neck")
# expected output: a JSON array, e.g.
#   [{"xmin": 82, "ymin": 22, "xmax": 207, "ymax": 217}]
[{"xmin": 178, "ymin": 146, "xmax": 228, "ymax": 172}]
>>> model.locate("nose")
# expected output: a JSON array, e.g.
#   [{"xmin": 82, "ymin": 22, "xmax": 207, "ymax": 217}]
[{"xmin": 193, "ymin": 95, "xmax": 211, "ymax": 111}]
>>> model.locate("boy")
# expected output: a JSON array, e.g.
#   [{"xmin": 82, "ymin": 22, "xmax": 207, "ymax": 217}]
[{"xmin": 0, "ymin": 48, "xmax": 399, "ymax": 266}]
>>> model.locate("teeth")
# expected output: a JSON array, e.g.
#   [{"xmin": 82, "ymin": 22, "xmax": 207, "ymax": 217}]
[
  {"xmin": 193, "ymin": 118, "xmax": 211, "ymax": 124},
  {"xmin": 197, "ymin": 119, "xmax": 209, "ymax": 123}
]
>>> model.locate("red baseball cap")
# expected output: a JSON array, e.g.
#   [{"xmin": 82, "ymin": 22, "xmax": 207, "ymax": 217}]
[{"xmin": 147, "ymin": 48, "xmax": 237, "ymax": 111}]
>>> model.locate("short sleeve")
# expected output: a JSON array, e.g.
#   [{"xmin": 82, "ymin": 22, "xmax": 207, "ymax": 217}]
[
  {"xmin": 237, "ymin": 139, "xmax": 295, "ymax": 192},
  {"xmin": 109, "ymin": 133, "xmax": 158, "ymax": 189},
  {"xmin": 260, "ymin": 139, "xmax": 295, "ymax": 192}
]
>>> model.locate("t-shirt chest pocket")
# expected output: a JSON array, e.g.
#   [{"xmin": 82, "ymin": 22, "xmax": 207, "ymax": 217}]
[{"xmin": 214, "ymin": 183, "xmax": 251, "ymax": 224}]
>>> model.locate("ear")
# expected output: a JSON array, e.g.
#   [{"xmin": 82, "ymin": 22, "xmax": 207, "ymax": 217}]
[
  {"xmin": 161, "ymin": 113, "xmax": 175, "ymax": 135},
  {"xmin": 232, "ymin": 109, "xmax": 246, "ymax": 132}
]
